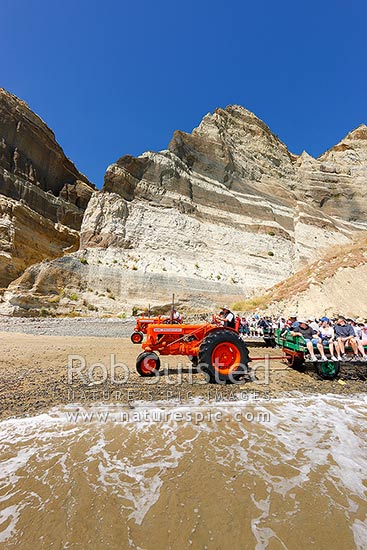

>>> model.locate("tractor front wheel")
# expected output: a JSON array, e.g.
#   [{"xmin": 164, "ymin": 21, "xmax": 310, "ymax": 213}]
[
  {"xmin": 136, "ymin": 352, "xmax": 161, "ymax": 377},
  {"xmin": 198, "ymin": 330, "xmax": 249, "ymax": 384},
  {"xmin": 131, "ymin": 331, "xmax": 144, "ymax": 344}
]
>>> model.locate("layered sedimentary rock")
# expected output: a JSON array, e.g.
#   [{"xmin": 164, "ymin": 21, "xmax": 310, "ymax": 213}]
[
  {"xmin": 0, "ymin": 88, "xmax": 94, "ymax": 287},
  {"xmin": 4, "ymin": 105, "xmax": 367, "ymax": 316},
  {"xmin": 0, "ymin": 196, "xmax": 79, "ymax": 287}
]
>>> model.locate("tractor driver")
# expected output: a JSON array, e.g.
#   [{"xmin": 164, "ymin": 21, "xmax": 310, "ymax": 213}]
[
  {"xmin": 172, "ymin": 309, "xmax": 182, "ymax": 323},
  {"xmin": 216, "ymin": 306, "xmax": 235, "ymax": 329}
]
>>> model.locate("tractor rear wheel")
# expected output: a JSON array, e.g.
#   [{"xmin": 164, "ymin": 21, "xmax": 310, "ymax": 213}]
[
  {"xmin": 131, "ymin": 331, "xmax": 144, "ymax": 344},
  {"xmin": 198, "ymin": 330, "xmax": 249, "ymax": 384},
  {"xmin": 136, "ymin": 352, "xmax": 161, "ymax": 377}
]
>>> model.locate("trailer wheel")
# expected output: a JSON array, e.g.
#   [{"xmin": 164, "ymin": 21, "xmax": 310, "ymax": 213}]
[
  {"xmin": 131, "ymin": 331, "xmax": 144, "ymax": 344},
  {"xmin": 136, "ymin": 352, "xmax": 161, "ymax": 377},
  {"xmin": 198, "ymin": 330, "xmax": 249, "ymax": 384},
  {"xmin": 316, "ymin": 360, "xmax": 340, "ymax": 380}
]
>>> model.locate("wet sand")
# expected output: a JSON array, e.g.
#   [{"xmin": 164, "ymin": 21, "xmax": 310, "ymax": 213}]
[
  {"xmin": 2, "ymin": 395, "xmax": 366, "ymax": 549},
  {"xmin": 1, "ymin": 328, "xmax": 366, "ymax": 420}
]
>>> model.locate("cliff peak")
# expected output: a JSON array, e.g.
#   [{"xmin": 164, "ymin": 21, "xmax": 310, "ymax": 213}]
[
  {"xmin": 344, "ymin": 123, "xmax": 367, "ymax": 141},
  {"xmin": 318, "ymin": 123, "xmax": 367, "ymax": 163}
]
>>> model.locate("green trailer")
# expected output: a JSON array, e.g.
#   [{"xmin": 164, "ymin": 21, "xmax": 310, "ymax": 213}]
[{"xmin": 274, "ymin": 329, "xmax": 340, "ymax": 380}]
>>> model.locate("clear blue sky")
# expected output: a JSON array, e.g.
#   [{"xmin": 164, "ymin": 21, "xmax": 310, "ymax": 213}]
[{"xmin": 1, "ymin": 0, "xmax": 366, "ymax": 187}]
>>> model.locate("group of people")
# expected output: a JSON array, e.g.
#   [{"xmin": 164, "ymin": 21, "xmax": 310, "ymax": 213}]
[
  {"xmin": 238, "ymin": 315, "xmax": 278, "ymax": 337},
  {"xmin": 238, "ymin": 313, "xmax": 367, "ymax": 362},
  {"xmin": 187, "ymin": 306, "xmax": 367, "ymax": 362},
  {"xmin": 283, "ymin": 315, "xmax": 367, "ymax": 362}
]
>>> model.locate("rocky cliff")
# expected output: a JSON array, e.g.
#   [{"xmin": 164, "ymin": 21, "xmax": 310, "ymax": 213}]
[
  {"xmin": 0, "ymin": 88, "xmax": 95, "ymax": 287},
  {"xmin": 2, "ymin": 104, "xmax": 367, "ymax": 316}
]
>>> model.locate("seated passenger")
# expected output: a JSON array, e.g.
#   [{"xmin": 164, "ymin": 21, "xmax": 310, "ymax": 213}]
[
  {"xmin": 356, "ymin": 318, "xmax": 367, "ymax": 343},
  {"xmin": 361, "ymin": 321, "xmax": 367, "ymax": 349},
  {"xmin": 281, "ymin": 315, "xmax": 297, "ymax": 337},
  {"xmin": 334, "ymin": 317, "xmax": 360, "ymax": 361},
  {"xmin": 258, "ymin": 317, "xmax": 272, "ymax": 336},
  {"xmin": 318, "ymin": 317, "xmax": 339, "ymax": 361},
  {"xmin": 285, "ymin": 315, "xmax": 297, "ymax": 329},
  {"xmin": 353, "ymin": 318, "xmax": 367, "ymax": 360},
  {"xmin": 290, "ymin": 319, "xmax": 327, "ymax": 362},
  {"xmin": 278, "ymin": 317, "xmax": 286, "ymax": 330},
  {"xmin": 308, "ymin": 316, "xmax": 320, "ymax": 332}
]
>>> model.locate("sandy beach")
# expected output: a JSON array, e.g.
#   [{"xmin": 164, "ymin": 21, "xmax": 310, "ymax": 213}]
[{"xmin": 1, "ymin": 318, "xmax": 366, "ymax": 420}]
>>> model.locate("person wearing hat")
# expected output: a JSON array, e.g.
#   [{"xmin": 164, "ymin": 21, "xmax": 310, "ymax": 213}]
[
  {"xmin": 215, "ymin": 305, "xmax": 235, "ymax": 329},
  {"xmin": 291, "ymin": 320, "xmax": 327, "ymax": 362},
  {"xmin": 320, "ymin": 316, "xmax": 330, "ymax": 323}
]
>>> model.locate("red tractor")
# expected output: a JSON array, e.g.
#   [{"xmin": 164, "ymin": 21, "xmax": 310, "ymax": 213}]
[
  {"xmin": 130, "ymin": 315, "xmax": 182, "ymax": 344},
  {"xmin": 130, "ymin": 317, "xmax": 162, "ymax": 344},
  {"xmin": 135, "ymin": 316, "xmax": 249, "ymax": 384}
]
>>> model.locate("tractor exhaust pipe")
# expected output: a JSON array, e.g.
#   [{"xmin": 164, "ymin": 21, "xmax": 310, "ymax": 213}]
[{"xmin": 170, "ymin": 293, "xmax": 175, "ymax": 323}]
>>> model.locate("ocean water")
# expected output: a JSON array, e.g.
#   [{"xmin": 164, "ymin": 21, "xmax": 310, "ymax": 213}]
[{"xmin": 0, "ymin": 395, "xmax": 366, "ymax": 549}]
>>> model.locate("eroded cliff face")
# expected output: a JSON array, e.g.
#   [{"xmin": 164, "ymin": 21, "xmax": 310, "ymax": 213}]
[
  {"xmin": 5, "ymin": 105, "xmax": 367, "ymax": 317},
  {"xmin": 295, "ymin": 124, "xmax": 367, "ymax": 224},
  {"xmin": 0, "ymin": 88, "xmax": 95, "ymax": 287}
]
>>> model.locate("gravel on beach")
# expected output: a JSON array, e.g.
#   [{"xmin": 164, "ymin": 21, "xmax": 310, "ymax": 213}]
[
  {"xmin": 0, "ymin": 316, "xmax": 136, "ymax": 338},
  {"xmin": 0, "ymin": 316, "xmax": 267, "ymax": 345}
]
